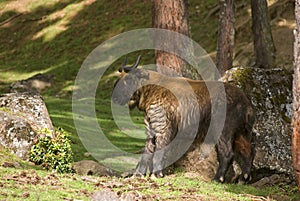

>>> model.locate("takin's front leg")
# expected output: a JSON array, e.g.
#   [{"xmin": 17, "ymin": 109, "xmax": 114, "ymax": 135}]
[
  {"xmin": 152, "ymin": 132, "xmax": 174, "ymax": 178},
  {"xmin": 135, "ymin": 115, "xmax": 155, "ymax": 176},
  {"xmin": 137, "ymin": 104, "xmax": 175, "ymax": 178},
  {"xmin": 151, "ymin": 117, "xmax": 175, "ymax": 178},
  {"xmin": 135, "ymin": 136, "xmax": 155, "ymax": 177}
]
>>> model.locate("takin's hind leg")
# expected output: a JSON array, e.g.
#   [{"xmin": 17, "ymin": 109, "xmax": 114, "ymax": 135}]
[
  {"xmin": 214, "ymin": 136, "xmax": 234, "ymax": 183},
  {"xmin": 234, "ymin": 135, "xmax": 255, "ymax": 184}
]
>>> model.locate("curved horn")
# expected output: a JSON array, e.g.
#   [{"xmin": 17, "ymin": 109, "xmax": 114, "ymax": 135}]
[
  {"xmin": 118, "ymin": 55, "xmax": 141, "ymax": 73},
  {"xmin": 118, "ymin": 57, "xmax": 127, "ymax": 72}
]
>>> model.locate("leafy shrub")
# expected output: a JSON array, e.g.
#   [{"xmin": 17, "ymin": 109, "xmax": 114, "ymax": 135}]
[{"xmin": 30, "ymin": 128, "xmax": 73, "ymax": 173}]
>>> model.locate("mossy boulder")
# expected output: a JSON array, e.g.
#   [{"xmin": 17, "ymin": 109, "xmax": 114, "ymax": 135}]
[
  {"xmin": 221, "ymin": 67, "xmax": 293, "ymax": 177},
  {"xmin": 0, "ymin": 92, "xmax": 54, "ymax": 160},
  {"xmin": 176, "ymin": 67, "xmax": 293, "ymax": 183}
]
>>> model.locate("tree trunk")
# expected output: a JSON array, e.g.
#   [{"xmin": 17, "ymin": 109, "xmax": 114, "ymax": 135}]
[
  {"xmin": 251, "ymin": 0, "xmax": 276, "ymax": 68},
  {"xmin": 152, "ymin": 0, "xmax": 199, "ymax": 79},
  {"xmin": 293, "ymin": 0, "xmax": 300, "ymax": 193},
  {"xmin": 216, "ymin": 0, "xmax": 235, "ymax": 77}
]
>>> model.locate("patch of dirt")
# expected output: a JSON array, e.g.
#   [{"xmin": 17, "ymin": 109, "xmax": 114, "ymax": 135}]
[
  {"xmin": 86, "ymin": 176, "xmax": 165, "ymax": 200},
  {"xmin": 5, "ymin": 170, "xmax": 61, "ymax": 186}
]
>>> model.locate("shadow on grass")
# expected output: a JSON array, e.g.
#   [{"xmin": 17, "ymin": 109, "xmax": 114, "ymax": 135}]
[
  {"xmin": 0, "ymin": 2, "xmax": 153, "ymax": 165},
  {"xmin": 45, "ymin": 94, "xmax": 144, "ymax": 164},
  {"xmin": 0, "ymin": 0, "xmax": 153, "ymax": 88}
]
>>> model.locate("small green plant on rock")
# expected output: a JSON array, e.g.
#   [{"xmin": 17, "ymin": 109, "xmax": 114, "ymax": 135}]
[{"xmin": 30, "ymin": 128, "xmax": 73, "ymax": 173}]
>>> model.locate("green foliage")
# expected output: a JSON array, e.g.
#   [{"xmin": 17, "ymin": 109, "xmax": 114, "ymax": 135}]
[{"xmin": 30, "ymin": 128, "xmax": 74, "ymax": 173}]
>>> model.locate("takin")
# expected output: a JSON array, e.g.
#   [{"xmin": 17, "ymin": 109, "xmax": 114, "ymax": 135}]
[{"xmin": 112, "ymin": 56, "xmax": 255, "ymax": 183}]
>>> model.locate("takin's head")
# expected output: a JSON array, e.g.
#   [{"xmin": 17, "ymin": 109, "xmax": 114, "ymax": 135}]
[{"xmin": 112, "ymin": 55, "xmax": 149, "ymax": 109}]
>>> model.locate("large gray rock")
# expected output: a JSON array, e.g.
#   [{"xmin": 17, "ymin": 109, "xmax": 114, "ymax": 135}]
[
  {"xmin": 176, "ymin": 67, "xmax": 294, "ymax": 182},
  {"xmin": 221, "ymin": 67, "xmax": 293, "ymax": 175},
  {"xmin": 0, "ymin": 92, "xmax": 54, "ymax": 160}
]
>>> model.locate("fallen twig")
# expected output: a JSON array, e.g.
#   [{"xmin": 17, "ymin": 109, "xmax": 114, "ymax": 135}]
[{"xmin": 0, "ymin": 13, "xmax": 23, "ymax": 26}]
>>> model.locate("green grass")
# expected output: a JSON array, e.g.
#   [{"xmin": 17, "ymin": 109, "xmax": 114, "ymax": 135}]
[
  {"xmin": 0, "ymin": 167, "xmax": 96, "ymax": 201},
  {"xmin": 0, "ymin": 166, "xmax": 298, "ymax": 201},
  {"xmin": 0, "ymin": 0, "xmax": 298, "ymax": 200}
]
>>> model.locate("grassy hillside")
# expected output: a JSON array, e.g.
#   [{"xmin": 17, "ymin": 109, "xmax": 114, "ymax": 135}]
[{"xmin": 0, "ymin": 0, "xmax": 298, "ymax": 200}]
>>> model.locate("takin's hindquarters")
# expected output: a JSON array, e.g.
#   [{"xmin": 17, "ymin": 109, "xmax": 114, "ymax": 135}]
[
  {"xmin": 133, "ymin": 80, "xmax": 255, "ymax": 183},
  {"xmin": 207, "ymin": 83, "xmax": 255, "ymax": 183}
]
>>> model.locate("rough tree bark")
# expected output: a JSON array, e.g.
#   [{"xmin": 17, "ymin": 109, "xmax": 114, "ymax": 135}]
[
  {"xmin": 216, "ymin": 0, "xmax": 235, "ymax": 77},
  {"xmin": 152, "ymin": 0, "xmax": 199, "ymax": 79},
  {"xmin": 251, "ymin": 0, "xmax": 276, "ymax": 68},
  {"xmin": 293, "ymin": 0, "xmax": 300, "ymax": 192}
]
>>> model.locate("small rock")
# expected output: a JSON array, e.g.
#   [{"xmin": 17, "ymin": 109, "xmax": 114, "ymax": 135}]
[
  {"xmin": 120, "ymin": 192, "xmax": 135, "ymax": 201},
  {"xmin": 84, "ymin": 152, "xmax": 91, "ymax": 157},
  {"xmin": 72, "ymin": 160, "xmax": 115, "ymax": 176},
  {"xmin": 10, "ymin": 73, "xmax": 54, "ymax": 93},
  {"xmin": 1, "ymin": 161, "xmax": 21, "ymax": 168},
  {"xmin": 91, "ymin": 189, "xmax": 119, "ymax": 201},
  {"xmin": 251, "ymin": 174, "xmax": 287, "ymax": 187}
]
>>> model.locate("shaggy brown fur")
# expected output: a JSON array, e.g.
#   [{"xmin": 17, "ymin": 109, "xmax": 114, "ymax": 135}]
[{"xmin": 112, "ymin": 58, "xmax": 255, "ymax": 183}]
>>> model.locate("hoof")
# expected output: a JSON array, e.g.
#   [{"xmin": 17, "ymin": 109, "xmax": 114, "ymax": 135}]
[
  {"xmin": 134, "ymin": 171, "xmax": 146, "ymax": 178},
  {"xmin": 238, "ymin": 173, "xmax": 251, "ymax": 184},
  {"xmin": 213, "ymin": 176, "xmax": 225, "ymax": 183},
  {"xmin": 152, "ymin": 171, "xmax": 164, "ymax": 178}
]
